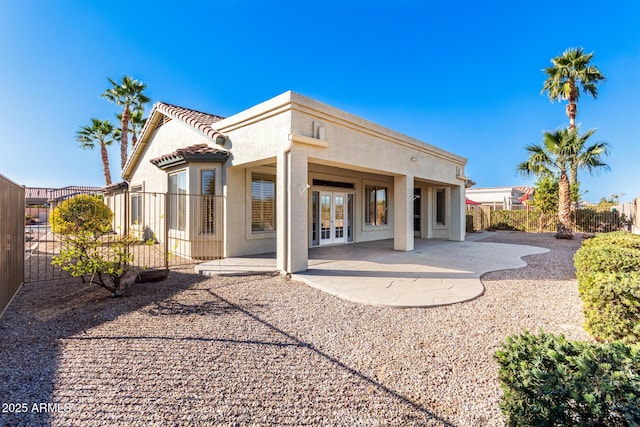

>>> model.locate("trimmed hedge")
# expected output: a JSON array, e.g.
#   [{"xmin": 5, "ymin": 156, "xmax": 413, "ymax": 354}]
[
  {"xmin": 495, "ymin": 331, "xmax": 640, "ymax": 426},
  {"xmin": 574, "ymin": 245, "xmax": 640, "ymax": 280},
  {"xmin": 582, "ymin": 231, "xmax": 640, "ymax": 250},
  {"xmin": 575, "ymin": 232, "xmax": 640, "ymax": 343},
  {"xmin": 579, "ymin": 271, "xmax": 640, "ymax": 343}
]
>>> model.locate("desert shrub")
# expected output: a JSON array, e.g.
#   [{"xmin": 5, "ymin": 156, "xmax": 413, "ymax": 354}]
[
  {"xmin": 574, "ymin": 245, "xmax": 640, "ymax": 280},
  {"xmin": 490, "ymin": 221, "xmax": 519, "ymax": 231},
  {"xmin": 495, "ymin": 330, "xmax": 640, "ymax": 426},
  {"xmin": 579, "ymin": 271, "xmax": 640, "ymax": 343},
  {"xmin": 52, "ymin": 232, "xmax": 135, "ymax": 296},
  {"xmin": 50, "ymin": 194, "xmax": 112, "ymax": 235},
  {"xmin": 50, "ymin": 195, "xmax": 132, "ymax": 297}
]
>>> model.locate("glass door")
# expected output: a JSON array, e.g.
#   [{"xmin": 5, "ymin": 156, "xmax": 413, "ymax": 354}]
[
  {"xmin": 320, "ymin": 193, "xmax": 332, "ymax": 245},
  {"xmin": 318, "ymin": 191, "xmax": 349, "ymax": 245},
  {"xmin": 414, "ymin": 188, "xmax": 421, "ymax": 237},
  {"xmin": 333, "ymin": 193, "xmax": 346, "ymax": 244}
]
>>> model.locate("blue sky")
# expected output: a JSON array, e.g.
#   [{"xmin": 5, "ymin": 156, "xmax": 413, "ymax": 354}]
[{"xmin": 1, "ymin": 1, "xmax": 639, "ymax": 202}]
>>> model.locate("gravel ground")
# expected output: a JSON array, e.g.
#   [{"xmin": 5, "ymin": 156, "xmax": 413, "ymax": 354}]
[{"xmin": 0, "ymin": 231, "xmax": 590, "ymax": 426}]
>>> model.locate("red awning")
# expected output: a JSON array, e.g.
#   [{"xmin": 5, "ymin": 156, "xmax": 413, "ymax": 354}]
[{"xmin": 466, "ymin": 198, "xmax": 481, "ymax": 205}]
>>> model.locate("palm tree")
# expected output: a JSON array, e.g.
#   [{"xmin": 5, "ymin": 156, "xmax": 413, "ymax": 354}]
[
  {"xmin": 569, "ymin": 128, "xmax": 611, "ymax": 208},
  {"xmin": 541, "ymin": 47, "xmax": 605, "ymax": 129},
  {"xmin": 77, "ymin": 119, "xmax": 115, "ymax": 186},
  {"xmin": 102, "ymin": 76, "xmax": 150, "ymax": 169},
  {"xmin": 517, "ymin": 128, "xmax": 609, "ymax": 239},
  {"xmin": 116, "ymin": 106, "xmax": 147, "ymax": 149}
]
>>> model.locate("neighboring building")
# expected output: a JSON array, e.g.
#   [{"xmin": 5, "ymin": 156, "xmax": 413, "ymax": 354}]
[
  {"xmin": 25, "ymin": 186, "xmax": 102, "ymax": 223},
  {"xmin": 120, "ymin": 91, "xmax": 469, "ymax": 273},
  {"xmin": 465, "ymin": 186, "xmax": 534, "ymax": 210}
]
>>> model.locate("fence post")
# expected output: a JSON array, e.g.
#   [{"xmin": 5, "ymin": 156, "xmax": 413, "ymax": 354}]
[
  {"xmin": 123, "ymin": 191, "xmax": 130, "ymax": 269},
  {"xmin": 164, "ymin": 193, "xmax": 170, "ymax": 270}
]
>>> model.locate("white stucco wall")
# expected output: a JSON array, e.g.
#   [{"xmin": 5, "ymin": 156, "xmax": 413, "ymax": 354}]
[
  {"xmin": 215, "ymin": 91, "xmax": 468, "ymax": 261},
  {"xmin": 126, "ymin": 120, "xmax": 215, "ymax": 193},
  {"xmin": 126, "ymin": 91, "xmax": 468, "ymax": 268}
]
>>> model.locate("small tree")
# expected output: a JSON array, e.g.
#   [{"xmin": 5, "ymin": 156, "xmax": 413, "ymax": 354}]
[
  {"xmin": 531, "ymin": 175, "xmax": 559, "ymax": 214},
  {"xmin": 51, "ymin": 195, "xmax": 134, "ymax": 297}
]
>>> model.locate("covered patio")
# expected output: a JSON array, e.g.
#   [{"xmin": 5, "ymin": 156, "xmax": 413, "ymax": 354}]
[{"xmin": 196, "ymin": 233, "xmax": 548, "ymax": 307}]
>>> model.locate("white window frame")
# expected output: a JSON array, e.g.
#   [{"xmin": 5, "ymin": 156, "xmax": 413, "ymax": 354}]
[
  {"xmin": 434, "ymin": 187, "xmax": 448, "ymax": 228},
  {"xmin": 363, "ymin": 181, "xmax": 389, "ymax": 228},
  {"xmin": 200, "ymin": 169, "xmax": 216, "ymax": 235},
  {"xmin": 168, "ymin": 170, "xmax": 187, "ymax": 232},
  {"xmin": 130, "ymin": 184, "xmax": 144, "ymax": 228},
  {"xmin": 246, "ymin": 169, "xmax": 276, "ymax": 239}
]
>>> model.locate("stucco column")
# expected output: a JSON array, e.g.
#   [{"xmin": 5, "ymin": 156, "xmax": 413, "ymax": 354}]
[
  {"xmin": 394, "ymin": 174, "xmax": 414, "ymax": 251},
  {"xmin": 450, "ymin": 184, "xmax": 465, "ymax": 241},
  {"xmin": 276, "ymin": 153, "xmax": 287, "ymax": 272},
  {"xmin": 276, "ymin": 149, "xmax": 309, "ymax": 273}
]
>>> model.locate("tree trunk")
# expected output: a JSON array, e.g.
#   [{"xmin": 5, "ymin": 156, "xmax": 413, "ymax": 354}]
[
  {"xmin": 566, "ymin": 82, "xmax": 578, "ymax": 129},
  {"xmin": 566, "ymin": 102, "xmax": 577, "ymax": 129},
  {"xmin": 100, "ymin": 143, "xmax": 112, "ymax": 186},
  {"xmin": 570, "ymin": 163, "xmax": 579, "ymax": 210},
  {"xmin": 556, "ymin": 170, "xmax": 573, "ymax": 239},
  {"xmin": 120, "ymin": 106, "xmax": 130, "ymax": 169}
]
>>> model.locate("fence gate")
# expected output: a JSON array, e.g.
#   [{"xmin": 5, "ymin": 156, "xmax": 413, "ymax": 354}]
[{"xmin": 25, "ymin": 191, "xmax": 225, "ymax": 283}]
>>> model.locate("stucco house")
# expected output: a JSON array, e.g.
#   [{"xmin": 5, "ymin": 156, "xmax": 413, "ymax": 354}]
[
  {"xmin": 465, "ymin": 186, "xmax": 534, "ymax": 210},
  {"xmin": 120, "ymin": 91, "xmax": 469, "ymax": 273}
]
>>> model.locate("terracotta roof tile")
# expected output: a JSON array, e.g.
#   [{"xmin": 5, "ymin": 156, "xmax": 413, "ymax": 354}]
[
  {"xmin": 150, "ymin": 143, "xmax": 230, "ymax": 169},
  {"xmin": 513, "ymin": 186, "xmax": 535, "ymax": 196},
  {"xmin": 124, "ymin": 102, "xmax": 228, "ymax": 179},
  {"xmin": 155, "ymin": 102, "xmax": 225, "ymax": 141}
]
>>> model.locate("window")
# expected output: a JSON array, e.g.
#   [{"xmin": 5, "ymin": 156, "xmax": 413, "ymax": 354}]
[
  {"xmin": 436, "ymin": 188, "xmax": 446, "ymax": 225},
  {"xmin": 365, "ymin": 185, "xmax": 387, "ymax": 225},
  {"xmin": 251, "ymin": 174, "xmax": 275, "ymax": 232},
  {"xmin": 130, "ymin": 185, "xmax": 143, "ymax": 226},
  {"xmin": 201, "ymin": 170, "xmax": 215, "ymax": 234},
  {"xmin": 168, "ymin": 171, "xmax": 186, "ymax": 231}
]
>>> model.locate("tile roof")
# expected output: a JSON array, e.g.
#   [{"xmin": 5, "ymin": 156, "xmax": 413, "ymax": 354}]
[
  {"xmin": 513, "ymin": 186, "xmax": 535, "ymax": 196},
  {"xmin": 25, "ymin": 186, "xmax": 102, "ymax": 203},
  {"xmin": 155, "ymin": 102, "xmax": 225, "ymax": 141},
  {"xmin": 123, "ymin": 102, "xmax": 228, "ymax": 179},
  {"xmin": 150, "ymin": 143, "xmax": 230, "ymax": 169}
]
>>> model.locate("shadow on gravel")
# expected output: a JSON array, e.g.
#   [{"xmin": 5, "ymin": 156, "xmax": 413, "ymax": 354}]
[
  {"xmin": 1, "ymin": 271, "xmax": 455, "ymax": 425},
  {"xmin": 202, "ymin": 287, "xmax": 456, "ymax": 426},
  {"xmin": 0, "ymin": 270, "xmax": 208, "ymax": 426}
]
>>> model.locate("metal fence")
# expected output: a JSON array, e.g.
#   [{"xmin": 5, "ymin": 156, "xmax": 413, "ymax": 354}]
[
  {"xmin": 25, "ymin": 191, "xmax": 224, "ymax": 283},
  {"xmin": 466, "ymin": 204, "xmax": 634, "ymax": 233},
  {"xmin": 1, "ymin": 174, "xmax": 25, "ymax": 316}
]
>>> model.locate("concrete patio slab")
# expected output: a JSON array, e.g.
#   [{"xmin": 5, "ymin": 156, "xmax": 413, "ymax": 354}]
[{"xmin": 196, "ymin": 232, "xmax": 549, "ymax": 307}]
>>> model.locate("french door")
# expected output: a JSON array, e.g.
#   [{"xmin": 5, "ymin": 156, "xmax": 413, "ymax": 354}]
[{"xmin": 316, "ymin": 191, "xmax": 353, "ymax": 246}]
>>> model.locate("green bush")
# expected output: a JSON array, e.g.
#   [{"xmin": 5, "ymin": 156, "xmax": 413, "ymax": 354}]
[
  {"xmin": 50, "ymin": 195, "xmax": 133, "ymax": 297},
  {"xmin": 495, "ymin": 331, "xmax": 640, "ymax": 426},
  {"xmin": 50, "ymin": 194, "xmax": 112, "ymax": 235},
  {"xmin": 579, "ymin": 271, "xmax": 640, "ymax": 343},
  {"xmin": 582, "ymin": 231, "xmax": 640, "ymax": 250},
  {"xmin": 574, "ymin": 245, "xmax": 640, "ymax": 280}
]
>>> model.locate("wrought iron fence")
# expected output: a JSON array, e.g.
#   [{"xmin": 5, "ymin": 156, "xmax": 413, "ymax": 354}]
[
  {"xmin": 1, "ymin": 174, "xmax": 25, "ymax": 316},
  {"xmin": 25, "ymin": 191, "xmax": 224, "ymax": 283},
  {"xmin": 466, "ymin": 204, "xmax": 633, "ymax": 233}
]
